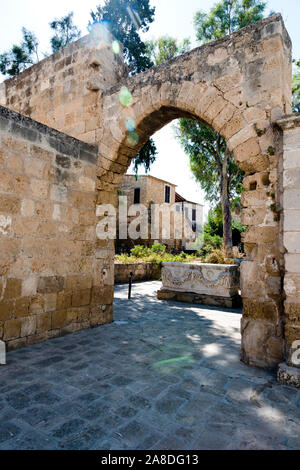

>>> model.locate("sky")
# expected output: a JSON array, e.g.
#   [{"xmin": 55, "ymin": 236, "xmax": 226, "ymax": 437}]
[{"xmin": 1, "ymin": 0, "xmax": 299, "ymax": 215}]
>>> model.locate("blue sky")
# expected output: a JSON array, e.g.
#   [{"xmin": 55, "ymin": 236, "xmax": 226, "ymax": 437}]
[{"xmin": 1, "ymin": 0, "xmax": 299, "ymax": 211}]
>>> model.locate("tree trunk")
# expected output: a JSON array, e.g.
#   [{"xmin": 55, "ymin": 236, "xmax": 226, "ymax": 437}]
[{"xmin": 220, "ymin": 156, "xmax": 233, "ymax": 257}]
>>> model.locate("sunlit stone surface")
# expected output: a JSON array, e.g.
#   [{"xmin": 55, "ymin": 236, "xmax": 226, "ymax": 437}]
[{"xmin": 158, "ymin": 262, "xmax": 240, "ymax": 308}]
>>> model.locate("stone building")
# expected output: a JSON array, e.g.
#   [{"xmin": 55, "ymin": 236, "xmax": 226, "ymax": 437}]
[
  {"xmin": 116, "ymin": 174, "xmax": 203, "ymax": 252},
  {"xmin": 0, "ymin": 15, "xmax": 299, "ymax": 384}
]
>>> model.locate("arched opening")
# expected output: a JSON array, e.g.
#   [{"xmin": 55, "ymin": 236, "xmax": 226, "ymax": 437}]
[{"xmin": 97, "ymin": 88, "xmax": 284, "ymax": 370}]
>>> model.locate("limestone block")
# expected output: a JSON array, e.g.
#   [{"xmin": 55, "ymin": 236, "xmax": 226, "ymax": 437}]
[
  {"xmin": 241, "ymin": 317, "xmax": 283, "ymax": 368},
  {"xmin": 244, "ymin": 107, "xmax": 267, "ymax": 124},
  {"xmin": 4, "ymin": 319, "xmax": 21, "ymax": 341},
  {"xmin": 234, "ymin": 138, "xmax": 261, "ymax": 162},
  {"xmin": 240, "ymin": 261, "xmax": 265, "ymax": 298},
  {"xmin": 22, "ymin": 277, "xmax": 38, "ymax": 297},
  {"xmin": 283, "ymin": 129, "xmax": 300, "ymax": 151},
  {"xmin": 30, "ymin": 179, "xmax": 49, "ymax": 199},
  {"xmin": 228, "ymin": 124, "xmax": 257, "ymax": 151},
  {"xmin": 284, "ymin": 210, "xmax": 300, "ymax": 231},
  {"xmin": 283, "ymin": 168, "xmax": 300, "ymax": 190},
  {"xmin": 284, "ymin": 274, "xmax": 300, "ymax": 298},
  {"xmin": 283, "ymin": 149, "xmax": 300, "ymax": 170},
  {"xmin": 285, "ymin": 254, "xmax": 300, "ymax": 273},
  {"xmin": 20, "ymin": 316, "xmax": 37, "ymax": 338},
  {"xmin": 283, "ymin": 232, "xmax": 300, "ymax": 254},
  {"xmin": 283, "ymin": 190, "xmax": 300, "ymax": 210}
]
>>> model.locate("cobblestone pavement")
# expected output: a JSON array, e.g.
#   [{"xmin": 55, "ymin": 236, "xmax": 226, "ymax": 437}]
[{"xmin": 0, "ymin": 281, "xmax": 299, "ymax": 450}]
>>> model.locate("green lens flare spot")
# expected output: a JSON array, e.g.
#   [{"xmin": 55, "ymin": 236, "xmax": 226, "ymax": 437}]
[
  {"xmin": 126, "ymin": 132, "xmax": 139, "ymax": 146},
  {"xmin": 153, "ymin": 355, "xmax": 194, "ymax": 367},
  {"xmin": 119, "ymin": 87, "xmax": 133, "ymax": 107},
  {"xmin": 112, "ymin": 40, "xmax": 120, "ymax": 55}
]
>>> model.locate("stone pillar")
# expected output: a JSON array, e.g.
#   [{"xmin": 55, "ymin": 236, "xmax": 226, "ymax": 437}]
[{"xmin": 277, "ymin": 114, "xmax": 300, "ymax": 366}]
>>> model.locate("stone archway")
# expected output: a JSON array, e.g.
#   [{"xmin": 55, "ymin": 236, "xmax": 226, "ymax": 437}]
[{"xmin": 96, "ymin": 14, "xmax": 292, "ymax": 369}]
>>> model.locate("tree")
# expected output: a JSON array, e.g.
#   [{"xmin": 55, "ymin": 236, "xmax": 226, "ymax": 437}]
[
  {"xmin": 146, "ymin": 36, "xmax": 191, "ymax": 66},
  {"xmin": 293, "ymin": 59, "xmax": 300, "ymax": 113},
  {"xmin": 90, "ymin": 0, "xmax": 156, "ymax": 173},
  {"xmin": 177, "ymin": 120, "xmax": 244, "ymax": 254},
  {"xmin": 0, "ymin": 28, "xmax": 39, "ymax": 77},
  {"xmin": 177, "ymin": 0, "xmax": 267, "ymax": 254},
  {"xmin": 90, "ymin": 0, "xmax": 155, "ymax": 75},
  {"xmin": 194, "ymin": 0, "xmax": 266, "ymax": 42},
  {"xmin": 50, "ymin": 12, "xmax": 81, "ymax": 53}
]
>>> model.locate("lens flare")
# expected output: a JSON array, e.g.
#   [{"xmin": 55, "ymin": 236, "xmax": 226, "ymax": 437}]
[
  {"xmin": 112, "ymin": 40, "xmax": 120, "ymax": 55},
  {"xmin": 119, "ymin": 87, "xmax": 133, "ymax": 107},
  {"xmin": 126, "ymin": 132, "xmax": 139, "ymax": 146},
  {"xmin": 154, "ymin": 356, "xmax": 193, "ymax": 367},
  {"xmin": 126, "ymin": 6, "xmax": 142, "ymax": 29},
  {"xmin": 125, "ymin": 118, "xmax": 136, "ymax": 132},
  {"xmin": 88, "ymin": 20, "xmax": 111, "ymax": 48}
]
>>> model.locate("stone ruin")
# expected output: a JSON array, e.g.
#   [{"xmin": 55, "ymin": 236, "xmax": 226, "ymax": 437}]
[{"xmin": 0, "ymin": 14, "xmax": 299, "ymax": 383}]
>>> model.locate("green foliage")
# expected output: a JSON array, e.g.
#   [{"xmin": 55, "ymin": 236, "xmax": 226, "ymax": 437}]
[
  {"xmin": 194, "ymin": 0, "xmax": 266, "ymax": 42},
  {"xmin": 116, "ymin": 243, "xmax": 199, "ymax": 265},
  {"xmin": 197, "ymin": 203, "xmax": 246, "ymax": 256},
  {"xmin": 0, "ymin": 12, "xmax": 80, "ymax": 77},
  {"xmin": 130, "ymin": 245, "xmax": 151, "ymax": 258},
  {"xmin": 90, "ymin": 0, "xmax": 155, "ymax": 75},
  {"xmin": 176, "ymin": 120, "xmax": 244, "ymax": 204},
  {"xmin": 151, "ymin": 243, "xmax": 167, "ymax": 255},
  {"xmin": 0, "ymin": 28, "xmax": 39, "ymax": 77},
  {"xmin": 90, "ymin": 1, "xmax": 156, "ymax": 173},
  {"xmin": 293, "ymin": 59, "xmax": 300, "ymax": 113},
  {"xmin": 115, "ymin": 242, "xmax": 237, "ymax": 266},
  {"xmin": 132, "ymin": 138, "xmax": 158, "ymax": 174},
  {"xmin": 50, "ymin": 12, "xmax": 81, "ymax": 53},
  {"xmin": 146, "ymin": 36, "xmax": 191, "ymax": 66}
]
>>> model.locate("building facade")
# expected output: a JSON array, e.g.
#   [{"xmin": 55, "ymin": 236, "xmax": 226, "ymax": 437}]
[{"xmin": 117, "ymin": 174, "xmax": 204, "ymax": 252}]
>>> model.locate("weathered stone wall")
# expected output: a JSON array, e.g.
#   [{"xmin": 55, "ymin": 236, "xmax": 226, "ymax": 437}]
[
  {"xmin": 119, "ymin": 175, "xmax": 177, "ymax": 207},
  {"xmin": 277, "ymin": 114, "xmax": 300, "ymax": 365},
  {"xmin": 114, "ymin": 262, "xmax": 161, "ymax": 284},
  {"xmin": 117, "ymin": 175, "xmax": 182, "ymax": 252},
  {"xmin": 0, "ymin": 106, "xmax": 113, "ymax": 350},
  {"xmin": 0, "ymin": 28, "xmax": 125, "ymax": 144}
]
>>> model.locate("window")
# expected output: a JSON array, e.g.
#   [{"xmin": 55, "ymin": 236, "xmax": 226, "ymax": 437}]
[
  {"xmin": 134, "ymin": 187, "xmax": 140, "ymax": 204},
  {"xmin": 165, "ymin": 185, "xmax": 170, "ymax": 203},
  {"xmin": 192, "ymin": 209, "xmax": 196, "ymax": 221}
]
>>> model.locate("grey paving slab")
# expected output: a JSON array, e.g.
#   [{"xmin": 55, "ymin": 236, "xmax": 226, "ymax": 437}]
[{"xmin": 0, "ymin": 280, "xmax": 299, "ymax": 450}]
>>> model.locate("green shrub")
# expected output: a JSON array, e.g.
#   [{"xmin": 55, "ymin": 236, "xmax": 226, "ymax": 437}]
[
  {"xmin": 130, "ymin": 245, "xmax": 151, "ymax": 258},
  {"xmin": 151, "ymin": 243, "xmax": 166, "ymax": 255}
]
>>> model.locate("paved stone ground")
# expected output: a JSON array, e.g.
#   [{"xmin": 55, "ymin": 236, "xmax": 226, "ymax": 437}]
[{"xmin": 0, "ymin": 281, "xmax": 299, "ymax": 450}]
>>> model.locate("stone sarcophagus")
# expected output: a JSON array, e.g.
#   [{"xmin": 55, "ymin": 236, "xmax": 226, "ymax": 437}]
[{"xmin": 157, "ymin": 262, "xmax": 241, "ymax": 308}]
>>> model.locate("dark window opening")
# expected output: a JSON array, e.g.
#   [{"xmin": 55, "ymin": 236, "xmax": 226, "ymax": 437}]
[
  {"xmin": 165, "ymin": 185, "xmax": 170, "ymax": 203},
  {"xmin": 192, "ymin": 209, "xmax": 196, "ymax": 221},
  {"xmin": 134, "ymin": 187, "xmax": 141, "ymax": 204}
]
